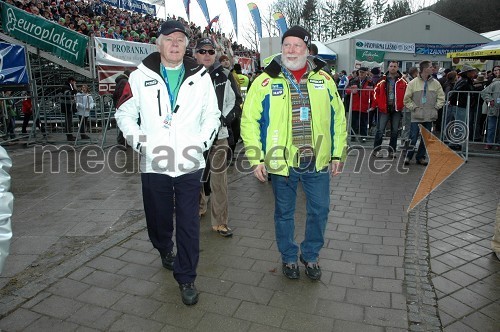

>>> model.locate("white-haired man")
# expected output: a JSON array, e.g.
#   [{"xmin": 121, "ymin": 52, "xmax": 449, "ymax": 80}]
[
  {"xmin": 241, "ymin": 25, "xmax": 347, "ymax": 281},
  {"xmin": 115, "ymin": 20, "xmax": 221, "ymax": 306}
]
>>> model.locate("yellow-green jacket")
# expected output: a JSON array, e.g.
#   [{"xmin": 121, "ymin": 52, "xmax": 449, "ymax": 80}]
[{"xmin": 241, "ymin": 55, "xmax": 347, "ymax": 176}]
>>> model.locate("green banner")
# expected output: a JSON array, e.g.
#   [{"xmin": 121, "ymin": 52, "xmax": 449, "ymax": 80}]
[
  {"xmin": 1, "ymin": 2, "xmax": 88, "ymax": 66},
  {"xmin": 356, "ymin": 49, "xmax": 385, "ymax": 63}
]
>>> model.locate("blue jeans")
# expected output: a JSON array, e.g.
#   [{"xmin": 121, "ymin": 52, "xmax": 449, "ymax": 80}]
[
  {"xmin": 406, "ymin": 122, "xmax": 432, "ymax": 161},
  {"xmin": 270, "ymin": 162, "xmax": 330, "ymax": 264},
  {"xmin": 374, "ymin": 109, "xmax": 402, "ymax": 152},
  {"xmin": 487, "ymin": 116, "xmax": 499, "ymax": 144}
]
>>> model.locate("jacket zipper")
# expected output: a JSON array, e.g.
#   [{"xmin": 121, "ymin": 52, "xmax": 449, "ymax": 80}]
[{"xmin": 157, "ymin": 90, "xmax": 161, "ymax": 116}]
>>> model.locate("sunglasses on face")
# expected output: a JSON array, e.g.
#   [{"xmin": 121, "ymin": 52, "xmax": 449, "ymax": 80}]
[{"xmin": 197, "ymin": 49, "xmax": 215, "ymax": 55}]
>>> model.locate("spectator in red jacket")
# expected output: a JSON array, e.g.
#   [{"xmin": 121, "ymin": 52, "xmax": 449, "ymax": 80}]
[
  {"xmin": 346, "ymin": 67, "xmax": 375, "ymax": 142},
  {"xmin": 372, "ymin": 61, "xmax": 408, "ymax": 157}
]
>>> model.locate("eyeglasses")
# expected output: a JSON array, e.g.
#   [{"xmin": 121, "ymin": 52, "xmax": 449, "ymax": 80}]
[{"xmin": 197, "ymin": 49, "xmax": 215, "ymax": 55}]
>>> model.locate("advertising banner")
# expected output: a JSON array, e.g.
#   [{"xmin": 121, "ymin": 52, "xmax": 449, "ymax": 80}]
[
  {"xmin": 248, "ymin": 3, "xmax": 263, "ymax": 39},
  {"xmin": 272, "ymin": 12, "xmax": 287, "ymax": 36},
  {"xmin": 415, "ymin": 43, "xmax": 484, "ymax": 55},
  {"xmin": 95, "ymin": 38, "xmax": 156, "ymax": 94},
  {"xmin": 356, "ymin": 49, "xmax": 385, "ymax": 63},
  {"xmin": 236, "ymin": 57, "xmax": 254, "ymax": 74},
  {"xmin": 102, "ymin": 0, "xmax": 156, "ymax": 16},
  {"xmin": 0, "ymin": 42, "xmax": 29, "ymax": 86},
  {"xmin": 1, "ymin": 2, "xmax": 88, "ymax": 66},
  {"xmin": 98, "ymin": 65, "xmax": 136, "ymax": 95},
  {"xmin": 95, "ymin": 37, "xmax": 157, "ymax": 66},
  {"xmin": 355, "ymin": 39, "xmax": 415, "ymax": 54}
]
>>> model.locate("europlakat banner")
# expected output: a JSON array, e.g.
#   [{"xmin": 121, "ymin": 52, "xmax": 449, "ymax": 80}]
[
  {"xmin": 355, "ymin": 39, "xmax": 415, "ymax": 54},
  {"xmin": 1, "ymin": 2, "xmax": 88, "ymax": 66}
]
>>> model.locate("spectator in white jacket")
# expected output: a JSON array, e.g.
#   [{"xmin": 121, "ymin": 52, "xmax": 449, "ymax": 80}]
[
  {"xmin": 0, "ymin": 146, "xmax": 13, "ymax": 274},
  {"xmin": 75, "ymin": 84, "xmax": 95, "ymax": 140}
]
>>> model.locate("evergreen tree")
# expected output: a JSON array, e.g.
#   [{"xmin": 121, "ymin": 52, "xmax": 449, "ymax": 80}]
[
  {"xmin": 372, "ymin": 0, "xmax": 387, "ymax": 24},
  {"xmin": 321, "ymin": 0, "xmax": 341, "ymax": 40},
  {"xmin": 383, "ymin": 0, "xmax": 412, "ymax": 22},
  {"xmin": 302, "ymin": 0, "xmax": 318, "ymax": 39}
]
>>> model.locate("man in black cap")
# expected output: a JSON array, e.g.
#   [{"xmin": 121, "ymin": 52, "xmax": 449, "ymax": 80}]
[
  {"xmin": 241, "ymin": 26, "xmax": 347, "ymax": 281},
  {"xmin": 115, "ymin": 20, "xmax": 221, "ymax": 306}
]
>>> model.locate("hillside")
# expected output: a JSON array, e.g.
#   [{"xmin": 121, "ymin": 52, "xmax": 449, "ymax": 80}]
[{"xmin": 428, "ymin": 0, "xmax": 500, "ymax": 33}]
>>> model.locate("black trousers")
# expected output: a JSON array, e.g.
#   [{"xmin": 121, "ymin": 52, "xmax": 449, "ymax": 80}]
[{"xmin": 141, "ymin": 170, "xmax": 203, "ymax": 284}]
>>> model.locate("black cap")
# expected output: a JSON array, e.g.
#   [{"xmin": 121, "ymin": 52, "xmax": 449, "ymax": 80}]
[
  {"xmin": 158, "ymin": 20, "xmax": 189, "ymax": 37},
  {"xmin": 282, "ymin": 25, "xmax": 312, "ymax": 48},
  {"xmin": 371, "ymin": 67, "xmax": 380, "ymax": 75},
  {"xmin": 196, "ymin": 38, "xmax": 215, "ymax": 50},
  {"xmin": 358, "ymin": 67, "xmax": 369, "ymax": 72}
]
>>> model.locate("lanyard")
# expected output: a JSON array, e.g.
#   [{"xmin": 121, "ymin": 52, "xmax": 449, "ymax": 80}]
[
  {"xmin": 282, "ymin": 66, "xmax": 307, "ymax": 102},
  {"xmin": 161, "ymin": 64, "xmax": 185, "ymax": 110}
]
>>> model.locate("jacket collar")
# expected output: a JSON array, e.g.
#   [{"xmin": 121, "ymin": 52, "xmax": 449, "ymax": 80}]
[{"xmin": 142, "ymin": 52, "xmax": 205, "ymax": 83}]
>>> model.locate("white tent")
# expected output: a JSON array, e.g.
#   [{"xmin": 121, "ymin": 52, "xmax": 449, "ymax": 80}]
[{"xmin": 313, "ymin": 41, "xmax": 337, "ymax": 60}]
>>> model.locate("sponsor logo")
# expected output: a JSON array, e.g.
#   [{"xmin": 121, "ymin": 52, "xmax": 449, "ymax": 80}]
[
  {"xmin": 314, "ymin": 84, "xmax": 325, "ymax": 90},
  {"xmin": 271, "ymin": 83, "xmax": 283, "ymax": 96},
  {"xmin": 308, "ymin": 79, "xmax": 324, "ymax": 84},
  {"xmin": 262, "ymin": 78, "xmax": 270, "ymax": 87},
  {"xmin": 145, "ymin": 80, "xmax": 158, "ymax": 86}
]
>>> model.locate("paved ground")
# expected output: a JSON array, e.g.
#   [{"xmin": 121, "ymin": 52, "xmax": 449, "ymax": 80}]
[{"xmin": 0, "ymin": 141, "xmax": 498, "ymax": 331}]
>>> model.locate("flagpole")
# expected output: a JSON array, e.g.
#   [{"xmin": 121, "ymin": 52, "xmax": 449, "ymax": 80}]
[{"xmin": 164, "ymin": 0, "xmax": 166, "ymax": 20}]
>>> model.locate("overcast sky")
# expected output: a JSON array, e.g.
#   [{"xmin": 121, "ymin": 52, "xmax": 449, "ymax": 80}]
[{"xmin": 153, "ymin": 0, "xmax": 439, "ymax": 42}]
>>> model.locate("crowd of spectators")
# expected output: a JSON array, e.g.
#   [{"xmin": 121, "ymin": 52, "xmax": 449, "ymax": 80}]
[{"xmin": 6, "ymin": 0, "xmax": 258, "ymax": 62}]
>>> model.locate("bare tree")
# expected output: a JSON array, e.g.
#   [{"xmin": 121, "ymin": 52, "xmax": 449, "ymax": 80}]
[
  {"xmin": 242, "ymin": 20, "xmax": 260, "ymax": 52},
  {"xmin": 271, "ymin": 0, "xmax": 305, "ymax": 27},
  {"xmin": 262, "ymin": 3, "xmax": 280, "ymax": 38}
]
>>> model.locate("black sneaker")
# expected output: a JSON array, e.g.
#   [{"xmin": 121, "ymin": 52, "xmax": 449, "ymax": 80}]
[
  {"xmin": 282, "ymin": 263, "xmax": 300, "ymax": 279},
  {"xmin": 179, "ymin": 283, "xmax": 199, "ymax": 305},
  {"xmin": 161, "ymin": 251, "xmax": 175, "ymax": 270},
  {"xmin": 416, "ymin": 159, "xmax": 428, "ymax": 166},
  {"xmin": 300, "ymin": 255, "xmax": 322, "ymax": 280}
]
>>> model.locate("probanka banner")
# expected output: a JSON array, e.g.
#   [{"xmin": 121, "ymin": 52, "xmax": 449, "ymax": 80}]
[{"xmin": 1, "ymin": 2, "xmax": 88, "ymax": 66}]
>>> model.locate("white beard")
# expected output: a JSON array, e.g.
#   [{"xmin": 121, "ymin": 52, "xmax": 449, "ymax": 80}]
[{"xmin": 281, "ymin": 52, "xmax": 308, "ymax": 71}]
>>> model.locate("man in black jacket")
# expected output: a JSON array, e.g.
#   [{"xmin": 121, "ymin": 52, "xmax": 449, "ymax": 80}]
[
  {"xmin": 447, "ymin": 64, "xmax": 478, "ymax": 144},
  {"xmin": 195, "ymin": 38, "xmax": 242, "ymax": 237},
  {"xmin": 61, "ymin": 77, "xmax": 77, "ymax": 141}
]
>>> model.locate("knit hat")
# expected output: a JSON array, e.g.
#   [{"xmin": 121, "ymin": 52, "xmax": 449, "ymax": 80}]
[{"xmin": 282, "ymin": 25, "xmax": 311, "ymax": 48}]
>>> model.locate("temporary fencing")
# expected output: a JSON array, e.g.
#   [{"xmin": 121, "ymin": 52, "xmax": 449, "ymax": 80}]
[
  {"xmin": 0, "ymin": 92, "xmax": 122, "ymax": 148},
  {"xmin": 441, "ymin": 90, "xmax": 499, "ymax": 160}
]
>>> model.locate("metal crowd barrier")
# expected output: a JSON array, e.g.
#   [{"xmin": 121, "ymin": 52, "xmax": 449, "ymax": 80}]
[
  {"xmin": 441, "ymin": 89, "xmax": 499, "ymax": 160},
  {"xmin": 344, "ymin": 87, "xmax": 411, "ymax": 150},
  {"xmin": 0, "ymin": 93, "xmax": 120, "ymax": 148}
]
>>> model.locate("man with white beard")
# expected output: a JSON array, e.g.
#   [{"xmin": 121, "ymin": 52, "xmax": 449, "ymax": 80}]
[{"xmin": 241, "ymin": 26, "xmax": 347, "ymax": 281}]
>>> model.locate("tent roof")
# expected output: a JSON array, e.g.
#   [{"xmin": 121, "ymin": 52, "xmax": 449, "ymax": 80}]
[
  {"xmin": 481, "ymin": 30, "xmax": 500, "ymax": 41},
  {"xmin": 447, "ymin": 39, "xmax": 500, "ymax": 60},
  {"xmin": 313, "ymin": 41, "xmax": 337, "ymax": 60}
]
